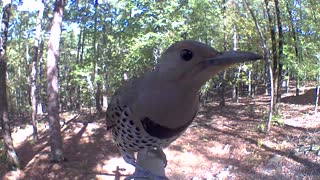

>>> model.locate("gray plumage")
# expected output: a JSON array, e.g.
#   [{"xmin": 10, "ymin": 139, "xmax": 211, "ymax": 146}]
[{"xmin": 106, "ymin": 40, "xmax": 262, "ymax": 176}]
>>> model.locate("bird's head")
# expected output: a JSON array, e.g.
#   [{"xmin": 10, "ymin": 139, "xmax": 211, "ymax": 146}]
[{"xmin": 155, "ymin": 40, "xmax": 262, "ymax": 90}]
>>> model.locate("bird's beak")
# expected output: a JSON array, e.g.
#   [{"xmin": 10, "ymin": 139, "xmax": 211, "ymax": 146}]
[{"xmin": 206, "ymin": 51, "xmax": 263, "ymax": 66}]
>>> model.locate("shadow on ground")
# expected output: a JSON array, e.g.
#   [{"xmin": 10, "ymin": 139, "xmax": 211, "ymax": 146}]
[
  {"xmin": 1, "ymin": 113, "xmax": 129, "ymax": 180},
  {"xmin": 2, "ymin": 94, "xmax": 320, "ymax": 179},
  {"xmin": 168, "ymin": 95, "xmax": 320, "ymax": 179},
  {"xmin": 282, "ymin": 88, "xmax": 319, "ymax": 105}
]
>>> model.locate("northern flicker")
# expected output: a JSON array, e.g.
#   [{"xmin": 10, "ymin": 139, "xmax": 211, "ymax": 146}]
[{"xmin": 106, "ymin": 40, "xmax": 262, "ymax": 179}]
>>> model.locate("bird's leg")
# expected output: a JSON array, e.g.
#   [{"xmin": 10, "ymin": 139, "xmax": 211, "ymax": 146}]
[
  {"xmin": 122, "ymin": 152, "xmax": 145, "ymax": 172},
  {"xmin": 123, "ymin": 153, "xmax": 148, "ymax": 180},
  {"xmin": 148, "ymin": 147, "xmax": 167, "ymax": 167},
  {"xmin": 123, "ymin": 152, "xmax": 158, "ymax": 180},
  {"xmin": 158, "ymin": 148, "xmax": 167, "ymax": 168},
  {"xmin": 123, "ymin": 150, "xmax": 168, "ymax": 180},
  {"xmin": 136, "ymin": 148, "xmax": 168, "ymax": 179}
]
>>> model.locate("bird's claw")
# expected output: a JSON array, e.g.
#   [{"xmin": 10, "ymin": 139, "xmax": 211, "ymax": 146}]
[
  {"xmin": 149, "ymin": 148, "xmax": 167, "ymax": 167},
  {"xmin": 125, "ymin": 169, "xmax": 168, "ymax": 180}
]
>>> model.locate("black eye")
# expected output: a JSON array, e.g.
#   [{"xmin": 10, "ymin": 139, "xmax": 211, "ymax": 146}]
[{"xmin": 180, "ymin": 49, "xmax": 193, "ymax": 61}]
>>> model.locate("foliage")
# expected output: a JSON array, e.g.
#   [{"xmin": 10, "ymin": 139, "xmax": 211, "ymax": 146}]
[
  {"xmin": 258, "ymin": 123, "xmax": 266, "ymax": 133},
  {"xmin": 0, "ymin": 139, "xmax": 4, "ymax": 156},
  {"xmin": 272, "ymin": 114, "xmax": 285, "ymax": 126},
  {"xmin": 2, "ymin": 0, "xmax": 319, "ymax": 115},
  {"xmin": 257, "ymin": 138, "xmax": 264, "ymax": 149}
]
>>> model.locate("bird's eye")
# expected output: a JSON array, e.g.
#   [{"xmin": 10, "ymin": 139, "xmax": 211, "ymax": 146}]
[{"xmin": 180, "ymin": 49, "xmax": 193, "ymax": 61}]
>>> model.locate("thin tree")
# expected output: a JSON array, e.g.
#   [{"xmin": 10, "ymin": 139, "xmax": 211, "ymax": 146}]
[
  {"xmin": 219, "ymin": 0, "xmax": 227, "ymax": 107},
  {"xmin": 313, "ymin": 5, "xmax": 320, "ymax": 114},
  {"xmin": 0, "ymin": 1, "xmax": 21, "ymax": 169},
  {"xmin": 46, "ymin": 0, "xmax": 66, "ymax": 162},
  {"xmin": 244, "ymin": 0, "xmax": 274, "ymax": 135},
  {"xmin": 274, "ymin": 0, "xmax": 284, "ymax": 108},
  {"xmin": 286, "ymin": 0, "xmax": 302, "ymax": 96},
  {"xmin": 93, "ymin": 0, "xmax": 102, "ymax": 114},
  {"xmin": 264, "ymin": 0, "xmax": 280, "ymax": 114},
  {"xmin": 30, "ymin": 0, "xmax": 44, "ymax": 142},
  {"xmin": 315, "ymin": 60, "xmax": 320, "ymax": 114},
  {"xmin": 75, "ymin": 27, "xmax": 84, "ymax": 110}
]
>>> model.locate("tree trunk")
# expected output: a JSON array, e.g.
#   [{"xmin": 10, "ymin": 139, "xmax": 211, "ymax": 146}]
[
  {"xmin": 219, "ymin": 0, "xmax": 227, "ymax": 106},
  {"xmin": 296, "ymin": 79, "xmax": 300, "ymax": 96},
  {"xmin": 232, "ymin": 83, "xmax": 237, "ymax": 100},
  {"xmin": 252, "ymin": 64, "xmax": 258, "ymax": 97},
  {"xmin": 31, "ymin": 49, "xmax": 39, "ymax": 142},
  {"xmin": 285, "ymin": 68, "xmax": 290, "ymax": 93},
  {"xmin": 266, "ymin": 60, "xmax": 274, "ymax": 135},
  {"xmin": 38, "ymin": 41, "xmax": 45, "ymax": 115},
  {"xmin": 264, "ymin": 64, "xmax": 269, "ymax": 95},
  {"xmin": 264, "ymin": 0, "xmax": 279, "ymax": 114},
  {"xmin": 274, "ymin": 0, "xmax": 284, "ymax": 112},
  {"xmin": 245, "ymin": 0, "xmax": 274, "ymax": 135},
  {"xmin": 233, "ymin": 65, "xmax": 241, "ymax": 103},
  {"xmin": 93, "ymin": 0, "xmax": 102, "ymax": 114},
  {"xmin": 286, "ymin": 1, "xmax": 301, "ymax": 97},
  {"xmin": 75, "ymin": 27, "xmax": 85, "ymax": 110},
  {"xmin": 75, "ymin": 28, "xmax": 82, "ymax": 110},
  {"xmin": 315, "ymin": 60, "xmax": 320, "ymax": 114},
  {"xmin": 219, "ymin": 71, "xmax": 227, "ymax": 106},
  {"xmin": 46, "ymin": 0, "xmax": 66, "ymax": 162},
  {"xmin": 30, "ymin": 2, "xmax": 44, "ymax": 142},
  {"xmin": 26, "ymin": 36, "xmax": 31, "ymax": 106},
  {"xmin": 315, "ymin": 85, "xmax": 319, "ymax": 114},
  {"xmin": 0, "ymin": 1, "xmax": 21, "ymax": 169},
  {"xmin": 17, "ymin": 66, "xmax": 22, "ymax": 117},
  {"xmin": 231, "ymin": 24, "xmax": 239, "ymax": 102},
  {"xmin": 248, "ymin": 70, "xmax": 252, "ymax": 96}
]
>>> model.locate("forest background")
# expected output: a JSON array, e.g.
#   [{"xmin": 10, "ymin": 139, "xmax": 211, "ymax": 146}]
[{"xmin": 0, "ymin": 0, "xmax": 320, "ymax": 179}]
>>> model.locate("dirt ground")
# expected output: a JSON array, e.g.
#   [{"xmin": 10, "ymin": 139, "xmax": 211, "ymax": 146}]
[{"xmin": 1, "ymin": 87, "xmax": 320, "ymax": 180}]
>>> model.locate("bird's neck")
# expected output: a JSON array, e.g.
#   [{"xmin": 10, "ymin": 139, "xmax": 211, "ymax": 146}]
[{"xmin": 139, "ymin": 74, "xmax": 200, "ymax": 128}]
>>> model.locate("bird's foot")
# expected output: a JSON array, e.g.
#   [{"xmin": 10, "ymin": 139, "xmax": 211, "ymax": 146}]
[
  {"xmin": 123, "ymin": 153, "xmax": 168, "ymax": 180},
  {"xmin": 149, "ymin": 147, "xmax": 167, "ymax": 167},
  {"xmin": 125, "ymin": 168, "xmax": 168, "ymax": 180}
]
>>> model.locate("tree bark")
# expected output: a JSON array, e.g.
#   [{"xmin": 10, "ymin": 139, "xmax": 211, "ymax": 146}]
[
  {"xmin": 46, "ymin": 0, "xmax": 66, "ymax": 162},
  {"xmin": 30, "ymin": 1, "xmax": 44, "ymax": 142},
  {"xmin": 25, "ymin": 35, "xmax": 31, "ymax": 107},
  {"xmin": 93, "ymin": 1, "xmax": 102, "ymax": 114},
  {"xmin": 264, "ymin": 0, "xmax": 279, "ymax": 114},
  {"xmin": 248, "ymin": 70, "xmax": 252, "ymax": 96},
  {"xmin": 38, "ymin": 41, "xmax": 45, "ymax": 115},
  {"xmin": 0, "ymin": 1, "xmax": 21, "ymax": 169},
  {"xmin": 75, "ymin": 27, "xmax": 83, "ymax": 110},
  {"xmin": 219, "ymin": 71, "xmax": 227, "ymax": 106},
  {"xmin": 315, "ymin": 60, "xmax": 320, "ymax": 114},
  {"xmin": 233, "ymin": 66, "xmax": 241, "ymax": 102},
  {"xmin": 231, "ymin": 24, "xmax": 240, "ymax": 102},
  {"xmin": 219, "ymin": 0, "xmax": 227, "ymax": 106},
  {"xmin": 312, "ymin": 5, "xmax": 320, "ymax": 114},
  {"xmin": 285, "ymin": 68, "xmax": 290, "ymax": 93},
  {"xmin": 315, "ymin": 85, "xmax": 319, "ymax": 114},
  {"xmin": 274, "ymin": 0, "xmax": 284, "ymax": 111}
]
